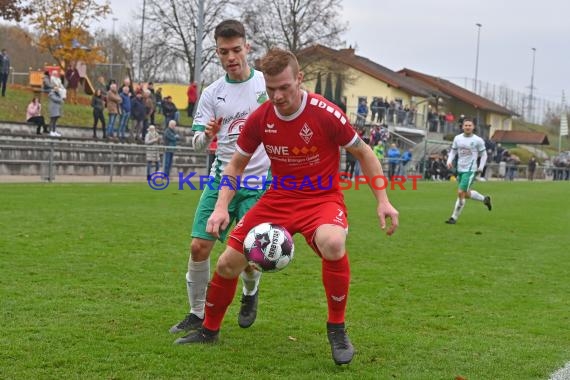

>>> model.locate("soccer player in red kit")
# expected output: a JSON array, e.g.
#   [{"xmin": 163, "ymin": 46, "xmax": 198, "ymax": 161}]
[{"xmin": 181, "ymin": 48, "xmax": 399, "ymax": 365}]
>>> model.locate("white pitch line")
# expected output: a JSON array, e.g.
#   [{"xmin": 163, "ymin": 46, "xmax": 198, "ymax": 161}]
[{"xmin": 549, "ymin": 362, "xmax": 570, "ymax": 380}]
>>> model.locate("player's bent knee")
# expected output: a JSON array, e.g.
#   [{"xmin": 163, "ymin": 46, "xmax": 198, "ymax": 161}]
[
  {"xmin": 190, "ymin": 238, "xmax": 215, "ymax": 261},
  {"xmin": 315, "ymin": 228, "xmax": 346, "ymax": 261},
  {"xmin": 215, "ymin": 248, "xmax": 248, "ymax": 279}
]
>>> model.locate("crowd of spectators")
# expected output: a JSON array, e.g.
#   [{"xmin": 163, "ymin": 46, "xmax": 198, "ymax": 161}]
[{"xmin": 20, "ymin": 70, "xmax": 197, "ymax": 144}]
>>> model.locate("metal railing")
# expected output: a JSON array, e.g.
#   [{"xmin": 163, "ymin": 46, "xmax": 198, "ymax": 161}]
[{"xmin": 0, "ymin": 137, "xmax": 208, "ymax": 183}]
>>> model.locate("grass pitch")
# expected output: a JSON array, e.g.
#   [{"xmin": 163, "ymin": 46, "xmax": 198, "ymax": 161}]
[{"xmin": 0, "ymin": 181, "xmax": 569, "ymax": 379}]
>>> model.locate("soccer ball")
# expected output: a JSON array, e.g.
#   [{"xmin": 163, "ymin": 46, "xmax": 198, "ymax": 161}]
[{"xmin": 243, "ymin": 223, "xmax": 294, "ymax": 272}]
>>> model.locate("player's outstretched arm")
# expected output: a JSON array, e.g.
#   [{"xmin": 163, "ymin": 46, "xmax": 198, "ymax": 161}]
[
  {"xmin": 206, "ymin": 151, "xmax": 251, "ymax": 238},
  {"xmin": 347, "ymin": 138, "xmax": 399, "ymax": 236}
]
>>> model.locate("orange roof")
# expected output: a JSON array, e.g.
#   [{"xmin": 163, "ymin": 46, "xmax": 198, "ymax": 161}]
[
  {"xmin": 491, "ymin": 130, "xmax": 549, "ymax": 145},
  {"xmin": 399, "ymin": 68, "xmax": 516, "ymax": 116}
]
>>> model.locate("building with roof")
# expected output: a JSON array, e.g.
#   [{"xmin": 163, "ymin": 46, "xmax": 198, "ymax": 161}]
[
  {"xmin": 297, "ymin": 44, "xmax": 517, "ymax": 141},
  {"xmin": 398, "ymin": 68, "xmax": 517, "ymax": 139}
]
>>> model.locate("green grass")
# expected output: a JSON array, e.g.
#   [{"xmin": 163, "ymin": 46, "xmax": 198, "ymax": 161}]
[
  {"xmin": 0, "ymin": 86, "xmax": 193, "ymax": 128},
  {"xmin": 1, "ymin": 181, "xmax": 569, "ymax": 379}
]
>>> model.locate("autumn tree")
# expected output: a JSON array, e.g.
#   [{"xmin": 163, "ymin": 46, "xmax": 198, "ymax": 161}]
[
  {"xmin": 0, "ymin": 0, "xmax": 32, "ymax": 21},
  {"xmin": 28, "ymin": 0, "xmax": 111, "ymax": 68}
]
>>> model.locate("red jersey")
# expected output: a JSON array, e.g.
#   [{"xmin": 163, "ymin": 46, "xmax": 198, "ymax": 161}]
[{"xmin": 237, "ymin": 92, "xmax": 357, "ymax": 198}]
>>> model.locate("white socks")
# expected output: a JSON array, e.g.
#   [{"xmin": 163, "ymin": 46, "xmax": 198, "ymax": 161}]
[
  {"xmin": 241, "ymin": 269, "xmax": 262, "ymax": 296},
  {"xmin": 469, "ymin": 190, "xmax": 485, "ymax": 201},
  {"xmin": 186, "ymin": 259, "xmax": 210, "ymax": 319},
  {"xmin": 451, "ymin": 198, "xmax": 465, "ymax": 220}
]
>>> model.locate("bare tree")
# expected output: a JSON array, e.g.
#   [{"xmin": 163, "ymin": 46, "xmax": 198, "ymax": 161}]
[
  {"xmin": 241, "ymin": 0, "xmax": 347, "ymax": 56},
  {"xmin": 142, "ymin": 0, "xmax": 238, "ymax": 83},
  {"xmin": 119, "ymin": 22, "xmax": 175, "ymax": 83}
]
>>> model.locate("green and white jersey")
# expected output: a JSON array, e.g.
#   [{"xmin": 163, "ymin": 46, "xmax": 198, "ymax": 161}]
[
  {"xmin": 192, "ymin": 69, "xmax": 269, "ymax": 184},
  {"xmin": 448, "ymin": 133, "xmax": 486, "ymax": 172}
]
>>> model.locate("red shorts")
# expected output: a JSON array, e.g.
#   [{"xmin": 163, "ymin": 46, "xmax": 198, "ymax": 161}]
[{"xmin": 228, "ymin": 191, "xmax": 348, "ymax": 256}]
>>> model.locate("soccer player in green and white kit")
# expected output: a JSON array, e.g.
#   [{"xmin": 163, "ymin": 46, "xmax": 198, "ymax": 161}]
[
  {"xmin": 445, "ymin": 118, "xmax": 492, "ymax": 224},
  {"xmin": 169, "ymin": 20, "xmax": 270, "ymax": 343}
]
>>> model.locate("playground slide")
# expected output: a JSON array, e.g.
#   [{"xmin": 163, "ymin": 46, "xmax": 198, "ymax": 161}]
[{"xmin": 82, "ymin": 75, "xmax": 94, "ymax": 95}]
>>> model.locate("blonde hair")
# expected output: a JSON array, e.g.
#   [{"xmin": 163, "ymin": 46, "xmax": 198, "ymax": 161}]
[{"xmin": 259, "ymin": 48, "xmax": 299, "ymax": 77}]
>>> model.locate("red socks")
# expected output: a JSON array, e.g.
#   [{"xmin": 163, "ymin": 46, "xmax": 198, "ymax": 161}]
[
  {"xmin": 322, "ymin": 254, "xmax": 350, "ymax": 324},
  {"xmin": 203, "ymin": 272, "xmax": 238, "ymax": 331},
  {"xmin": 203, "ymin": 255, "xmax": 350, "ymax": 330}
]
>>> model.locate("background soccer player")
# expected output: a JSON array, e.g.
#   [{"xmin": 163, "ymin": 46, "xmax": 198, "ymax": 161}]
[
  {"xmin": 445, "ymin": 118, "xmax": 492, "ymax": 224},
  {"xmin": 169, "ymin": 20, "xmax": 270, "ymax": 343},
  {"xmin": 181, "ymin": 48, "xmax": 399, "ymax": 366}
]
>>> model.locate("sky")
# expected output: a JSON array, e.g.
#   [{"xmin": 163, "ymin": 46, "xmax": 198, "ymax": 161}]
[{"xmin": 99, "ymin": 0, "xmax": 570, "ymax": 103}]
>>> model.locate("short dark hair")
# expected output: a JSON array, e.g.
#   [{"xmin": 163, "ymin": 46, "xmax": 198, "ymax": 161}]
[
  {"xmin": 259, "ymin": 48, "xmax": 300, "ymax": 77},
  {"xmin": 462, "ymin": 117, "xmax": 473, "ymax": 124},
  {"xmin": 214, "ymin": 19, "xmax": 246, "ymax": 41}
]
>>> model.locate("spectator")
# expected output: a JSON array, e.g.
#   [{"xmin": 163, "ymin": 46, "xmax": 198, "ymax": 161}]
[
  {"xmin": 444, "ymin": 111, "xmax": 455, "ymax": 134},
  {"xmin": 142, "ymin": 89, "xmax": 155, "ymax": 141},
  {"xmin": 148, "ymin": 82, "xmax": 157, "ymax": 125},
  {"xmin": 353, "ymin": 127, "xmax": 366, "ymax": 176},
  {"xmin": 106, "ymin": 83, "xmax": 122, "ymax": 138},
  {"xmin": 65, "ymin": 61, "xmax": 80, "ymax": 105},
  {"xmin": 379, "ymin": 124, "xmax": 390, "ymax": 147},
  {"xmin": 95, "ymin": 75, "xmax": 107, "ymax": 98},
  {"xmin": 50, "ymin": 72, "xmax": 66, "ymax": 100},
  {"xmin": 373, "ymin": 141, "xmax": 385, "ymax": 169},
  {"xmin": 528, "ymin": 156, "xmax": 537, "ymax": 181},
  {"xmin": 506, "ymin": 152, "xmax": 520, "ymax": 181},
  {"xmin": 130, "ymin": 91, "xmax": 146, "ymax": 142},
  {"xmin": 91, "ymin": 89, "xmax": 106, "ymax": 139},
  {"xmin": 187, "ymin": 81, "xmax": 198, "ymax": 117},
  {"xmin": 145, "ymin": 125, "xmax": 161, "ymax": 180},
  {"xmin": 123, "ymin": 77, "xmax": 134, "ymax": 95},
  {"xmin": 430, "ymin": 156, "xmax": 445, "ymax": 181},
  {"xmin": 154, "ymin": 87, "xmax": 163, "ymax": 114},
  {"xmin": 163, "ymin": 119, "xmax": 179, "ymax": 177},
  {"xmin": 42, "ymin": 71, "xmax": 52, "ymax": 94},
  {"xmin": 118, "ymin": 86, "xmax": 132, "ymax": 143},
  {"xmin": 356, "ymin": 99, "xmax": 368, "ymax": 126},
  {"xmin": 377, "ymin": 97, "xmax": 387, "ymax": 123},
  {"xmin": 26, "ymin": 97, "xmax": 48, "ymax": 135},
  {"xmin": 401, "ymin": 148, "xmax": 413, "ymax": 175},
  {"xmin": 48, "ymin": 86, "xmax": 64, "ymax": 137},
  {"xmin": 494, "ymin": 143, "xmax": 504, "ymax": 163},
  {"xmin": 370, "ymin": 97, "xmax": 379, "ymax": 123},
  {"xmin": 369, "ymin": 125, "xmax": 381, "ymax": 147},
  {"xmin": 0, "ymin": 48, "xmax": 9, "ymax": 97},
  {"xmin": 162, "ymin": 96, "xmax": 179, "ymax": 127},
  {"xmin": 387, "ymin": 143, "xmax": 401, "ymax": 179}
]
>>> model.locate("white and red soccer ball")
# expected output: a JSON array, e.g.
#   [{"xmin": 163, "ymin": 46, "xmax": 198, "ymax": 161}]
[{"xmin": 243, "ymin": 223, "xmax": 294, "ymax": 272}]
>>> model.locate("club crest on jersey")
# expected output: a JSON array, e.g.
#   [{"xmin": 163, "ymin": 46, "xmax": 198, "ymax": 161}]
[
  {"xmin": 227, "ymin": 118, "xmax": 246, "ymax": 136},
  {"xmin": 256, "ymin": 91, "xmax": 268, "ymax": 104},
  {"xmin": 299, "ymin": 123, "xmax": 313, "ymax": 144}
]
